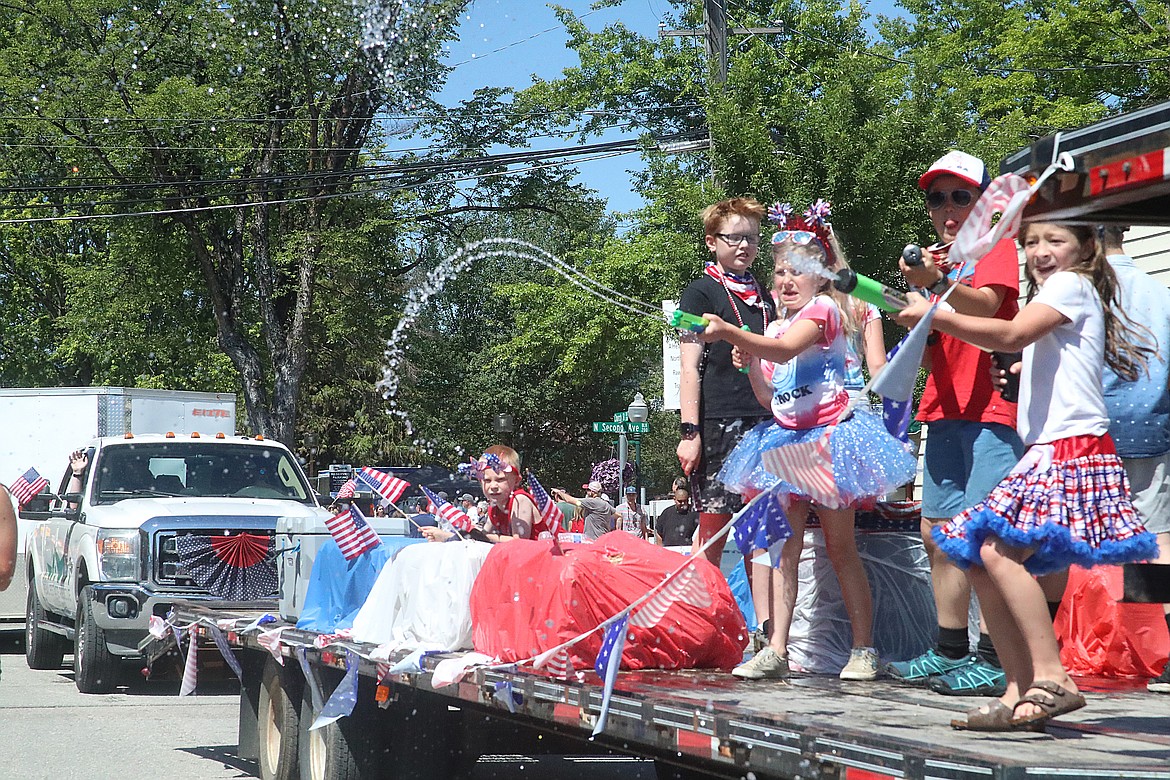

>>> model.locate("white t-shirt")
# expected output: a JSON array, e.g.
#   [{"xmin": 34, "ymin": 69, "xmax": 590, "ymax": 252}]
[{"xmin": 1018, "ymin": 271, "xmax": 1108, "ymax": 446}]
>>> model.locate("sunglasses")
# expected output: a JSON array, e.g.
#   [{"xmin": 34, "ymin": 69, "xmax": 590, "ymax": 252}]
[
  {"xmin": 716, "ymin": 232, "xmax": 761, "ymax": 246},
  {"xmin": 926, "ymin": 189, "xmax": 976, "ymax": 210},
  {"xmin": 771, "ymin": 230, "xmax": 818, "ymax": 245}
]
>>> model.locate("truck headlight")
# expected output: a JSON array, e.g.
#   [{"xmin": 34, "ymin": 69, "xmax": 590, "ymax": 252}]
[{"xmin": 96, "ymin": 529, "xmax": 141, "ymax": 582}]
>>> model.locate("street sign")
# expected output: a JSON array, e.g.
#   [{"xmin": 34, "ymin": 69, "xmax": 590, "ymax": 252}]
[
  {"xmin": 613, "ymin": 411, "xmax": 628, "ymax": 423},
  {"xmin": 592, "ymin": 421, "xmax": 650, "ymax": 434}
]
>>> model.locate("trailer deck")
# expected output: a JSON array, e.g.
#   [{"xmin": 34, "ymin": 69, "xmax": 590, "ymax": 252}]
[{"xmin": 157, "ymin": 604, "xmax": 1170, "ymax": 780}]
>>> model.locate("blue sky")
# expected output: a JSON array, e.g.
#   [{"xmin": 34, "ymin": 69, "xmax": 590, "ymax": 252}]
[{"xmin": 427, "ymin": 1, "xmax": 677, "ymax": 215}]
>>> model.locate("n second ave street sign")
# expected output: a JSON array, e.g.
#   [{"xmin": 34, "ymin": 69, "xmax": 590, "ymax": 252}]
[{"xmin": 592, "ymin": 421, "xmax": 650, "ymax": 434}]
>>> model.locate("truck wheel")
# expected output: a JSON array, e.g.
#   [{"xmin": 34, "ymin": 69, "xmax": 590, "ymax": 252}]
[
  {"xmin": 25, "ymin": 583, "xmax": 67, "ymax": 670},
  {"xmin": 74, "ymin": 585, "xmax": 118, "ymax": 694},
  {"xmin": 297, "ymin": 682, "xmax": 359, "ymax": 780},
  {"xmin": 258, "ymin": 657, "xmax": 301, "ymax": 780}
]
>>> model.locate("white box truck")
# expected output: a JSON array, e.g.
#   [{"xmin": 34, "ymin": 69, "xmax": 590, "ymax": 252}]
[{"xmin": 0, "ymin": 387, "xmax": 236, "ymax": 630}]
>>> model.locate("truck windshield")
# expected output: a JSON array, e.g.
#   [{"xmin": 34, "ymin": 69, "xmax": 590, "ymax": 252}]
[{"xmin": 92, "ymin": 442, "xmax": 314, "ymax": 505}]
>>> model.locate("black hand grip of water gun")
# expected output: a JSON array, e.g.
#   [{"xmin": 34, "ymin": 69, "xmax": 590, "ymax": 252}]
[{"xmin": 991, "ymin": 351, "xmax": 1023, "ymax": 403}]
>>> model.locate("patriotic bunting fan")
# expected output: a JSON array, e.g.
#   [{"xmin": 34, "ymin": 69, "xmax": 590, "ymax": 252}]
[{"xmin": 176, "ymin": 532, "xmax": 278, "ymax": 600}]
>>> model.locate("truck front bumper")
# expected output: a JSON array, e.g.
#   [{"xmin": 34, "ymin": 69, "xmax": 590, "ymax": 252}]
[{"xmin": 87, "ymin": 583, "xmax": 272, "ymax": 656}]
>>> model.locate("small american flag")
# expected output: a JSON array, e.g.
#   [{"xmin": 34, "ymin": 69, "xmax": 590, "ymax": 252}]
[
  {"xmin": 335, "ymin": 478, "xmax": 357, "ymax": 500},
  {"xmin": 325, "ymin": 505, "xmax": 383, "ymax": 560},
  {"xmin": 592, "ymin": 614, "xmax": 630, "ymax": 736},
  {"xmin": 526, "ymin": 472, "xmax": 565, "ymax": 531},
  {"xmin": 355, "ymin": 467, "xmax": 409, "ymax": 504},
  {"xmin": 10, "ymin": 467, "xmax": 49, "ymax": 507},
  {"xmin": 419, "ymin": 486, "xmax": 474, "ymax": 533},
  {"xmin": 870, "ymin": 302, "xmax": 938, "ymax": 442}
]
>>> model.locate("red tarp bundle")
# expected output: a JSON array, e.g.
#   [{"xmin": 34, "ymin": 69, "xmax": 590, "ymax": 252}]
[
  {"xmin": 1055, "ymin": 564, "xmax": 1170, "ymax": 678},
  {"xmin": 470, "ymin": 532, "xmax": 746, "ymax": 670}
]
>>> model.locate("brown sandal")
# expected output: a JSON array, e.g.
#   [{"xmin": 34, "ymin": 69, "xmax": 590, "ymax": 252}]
[
  {"xmin": 1010, "ymin": 680, "xmax": 1086, "ymax": 728},
  {"xmin": 951, "ymin": 700, "xmax": 1046, "ymax": 732}
]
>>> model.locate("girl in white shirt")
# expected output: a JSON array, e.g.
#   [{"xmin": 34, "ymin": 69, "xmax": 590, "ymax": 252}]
[{"xmin": 897, "ymin": 222, "xmax": 1158, "ymax": 733}]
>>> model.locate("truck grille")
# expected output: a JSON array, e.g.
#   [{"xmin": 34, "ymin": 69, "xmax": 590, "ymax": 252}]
[{"xmin": 153, "ymin": 529, "xmax": 277, "ymax": 592}]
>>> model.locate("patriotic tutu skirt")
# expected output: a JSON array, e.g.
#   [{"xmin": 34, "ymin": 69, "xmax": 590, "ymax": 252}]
[
  {"xmin": 933, "ymin": 434, "xmax": 1159, "ymax": 575},
  {"xmin": 717, "ymin": 407, "xmax": 918, "ymax": 509}
]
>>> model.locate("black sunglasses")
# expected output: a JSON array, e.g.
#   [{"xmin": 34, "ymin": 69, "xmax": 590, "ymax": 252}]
[{"xmin": 926, "ymin": 189, "xmax": 976, "ymax": 210}]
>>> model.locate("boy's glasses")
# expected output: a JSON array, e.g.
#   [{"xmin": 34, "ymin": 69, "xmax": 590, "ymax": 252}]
[
  {"xmin": 772, "ymin": 230, "xmax": 818, "ymax": 245},
  {"xmin": 716, "ymin": 232, "xmax": 761, "ymax": 246},
  {"xmin": 926, "ymin": 189, "xmax": 976, "ymax": 210}
]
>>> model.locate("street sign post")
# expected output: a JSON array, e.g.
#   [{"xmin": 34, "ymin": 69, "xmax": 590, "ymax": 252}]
[{"xmin": 591, "ymin": 421, "xmax": 650, "ymax": 434}]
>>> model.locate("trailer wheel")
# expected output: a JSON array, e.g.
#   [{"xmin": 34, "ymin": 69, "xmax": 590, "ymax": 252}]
[
  {"xmin": 258, "ymin": 658, "xmax": 301, "ymax": 780},
  {"xmin": 297, "ymin": 686, "xmax": 359, "ymax": 780},
  {"xmin": 25, "ymin": 582, "xmax": 67, "ymax": 670},
  {"xmin": 74, "ymin": 585, "xmax": 118, "ymax": 694}
]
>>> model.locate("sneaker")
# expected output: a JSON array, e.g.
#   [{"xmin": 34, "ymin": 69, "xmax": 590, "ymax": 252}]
[
  {"xmin": 885, "ymin": 649, "xmax": 973, "ymax": 685},
  {"xmin": 1149, "ymin": 661, "xmax": 1170, "ymax": 693},
  {"xmin": 732, "ymin": 647, "xmax": 789, "ymax": 680},
  {"xmin": 840, "ymin": 648, "xmax": 880, "ymax": 681},
  {"xmin": 928, "ymin": 657, "xmax": 1007, "ymax": 696}
]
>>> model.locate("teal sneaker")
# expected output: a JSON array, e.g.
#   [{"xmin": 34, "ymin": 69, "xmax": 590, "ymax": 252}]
[
  {"xmin": 885, "ymin": 649, "xmax": 973, "ymax": 685},
  {"xmin": 928, "ymin": 658, "xmax": 1007, "ymax": 697}
]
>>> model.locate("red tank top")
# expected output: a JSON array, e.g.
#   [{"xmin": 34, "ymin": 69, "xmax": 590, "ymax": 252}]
[{"xmin": 486, "ymin": 488, "xmax": 551, "ymax": 539}]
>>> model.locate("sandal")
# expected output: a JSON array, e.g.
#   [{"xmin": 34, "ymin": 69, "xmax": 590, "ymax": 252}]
[
  {"xmin": 951, "ymin": 699, "xmax": 1046, "ymax": 732},
  {"xmin": 1010, "ymin": 680, "xmax": 1086, "ymax": 728}
]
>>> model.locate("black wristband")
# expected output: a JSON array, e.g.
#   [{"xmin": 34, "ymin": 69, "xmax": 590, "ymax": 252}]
[{"xmin": 679, "ymin": 422, "xmax": 701, "ymax": 437}]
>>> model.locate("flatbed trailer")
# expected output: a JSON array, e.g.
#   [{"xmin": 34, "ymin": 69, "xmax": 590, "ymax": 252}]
[
  {"xmin": 152, "ymin": 603, "xmax": 1170, "ymax": 780},
  {"xmin": 1000, "ymin": 99, "xmax": 1170, "ymax": 225}
]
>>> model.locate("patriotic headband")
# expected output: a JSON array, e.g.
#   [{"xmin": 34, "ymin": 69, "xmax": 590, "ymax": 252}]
[
  {"xmin": 768, "ymin": 199, "xmax": 836, "ymax": 266},
  {"xmin": 457, "ymin": 453, "xmax": 517, "ymax": 479}
]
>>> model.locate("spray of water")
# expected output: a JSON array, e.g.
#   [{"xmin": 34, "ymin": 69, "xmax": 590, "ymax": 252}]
[{"xmin": 379, "ymin": 238, "xmax": 668, "ymax": 458}]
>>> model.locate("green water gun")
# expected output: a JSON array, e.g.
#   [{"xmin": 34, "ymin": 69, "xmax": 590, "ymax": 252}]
[
  {"xmin": 833, "ymin": 269, "xmax": 910, "ymax": 313},
  {"xmin": 669, "ymin": 311, "xmax": 751, "ymax": 372}
]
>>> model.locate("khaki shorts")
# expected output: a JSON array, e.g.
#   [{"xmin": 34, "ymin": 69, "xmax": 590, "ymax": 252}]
[{"xmin": 1124, "ymin": 452, "xmax": 1170, "ymax": 535}]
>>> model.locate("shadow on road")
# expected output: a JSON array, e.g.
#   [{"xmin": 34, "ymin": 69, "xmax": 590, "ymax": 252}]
[{"xmin": 177, "ymin": 745, "xmax": 258, "ymax": 779}]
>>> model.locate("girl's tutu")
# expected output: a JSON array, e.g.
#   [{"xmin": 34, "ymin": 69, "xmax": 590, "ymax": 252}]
[
  {"xmin": 717, "ymin": 407, "xmax": 918, "ymax": 508},
  {"xmin": 933, "ymin": 434, "xmax": 1159, "ymax": 575}
]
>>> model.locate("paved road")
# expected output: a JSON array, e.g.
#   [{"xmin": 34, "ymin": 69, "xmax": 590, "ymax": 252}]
[{"xmin": 0, "ymin": 632, "xmax": 256, "ymax": 780}]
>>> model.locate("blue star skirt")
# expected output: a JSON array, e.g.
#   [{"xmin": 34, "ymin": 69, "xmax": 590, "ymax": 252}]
[
  {"xmin": 717, "ymin": 407, "xmax": 918, "ymax": 508},
  {"xmin": 933, "ymin": 433, "xmax": 1160, "ymax": 575}
]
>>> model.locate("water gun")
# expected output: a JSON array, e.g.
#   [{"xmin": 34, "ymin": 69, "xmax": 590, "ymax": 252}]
[
  {"xmin": 833, "ymin": 269, "xmax": 910, "ymax": 313},
  {"xmin": 669, "ymin": 310, "xmax": 751, "ymax": 373}
]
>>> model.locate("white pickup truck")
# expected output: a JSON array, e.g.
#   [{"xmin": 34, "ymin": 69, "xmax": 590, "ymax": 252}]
[{"xmin": 23, "ymin": 432, "xmax": 330, "ymax": 693}]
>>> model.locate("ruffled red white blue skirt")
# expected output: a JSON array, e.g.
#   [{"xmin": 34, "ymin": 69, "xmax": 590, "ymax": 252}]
[{"xmin": 933, "ymin": 434, "xmax": 1159, "ymax": 575}]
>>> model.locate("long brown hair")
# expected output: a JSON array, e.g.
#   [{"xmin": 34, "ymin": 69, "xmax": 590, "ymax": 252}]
[{"xmin": 1019, "ymin": 223, "xmax": 1151, "ymax": 381}]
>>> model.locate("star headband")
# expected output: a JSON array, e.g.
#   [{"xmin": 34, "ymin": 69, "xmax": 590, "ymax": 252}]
[
  {"xmin": 457, "ymin": 453, "xmax": 517, "ymax": 479},
  {"xmin": 768, "ymin": 199, "xmax": 836, "ymax": 267}
]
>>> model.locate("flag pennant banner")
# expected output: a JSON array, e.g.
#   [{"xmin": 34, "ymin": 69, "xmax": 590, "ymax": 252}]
[
  {"xmin": 492, "ymin": 680, "xmax": 522, "ymax": 714},
  {"xmin": 630, "ymin": 565, "xmax": 711, "ymax": 628},
  {"xmin": 208, "ymin": 624, "xmax": 243, "ymax": 682},
  {"xmin": 419, "ymin": 486, "xmax": 474, "ymax": 533},
  {"xmin": 325, "ymin": 506, "xmax": 383, "ymax": 560},
  {"xmin": 732, "ymin": 489, "xmax": 792, "ymax": 569},
  {"xmin": 761, "ymin": 433, "xmax": 840, "ymax": 508},
  {"xmin": 870, "ymin": 303, "xmax": 939, "ymax": 442},
  {"xmin": 10, "ymin": 467, "xmax": 49, "ymax": 508},
  {"xmin": 179, "ymin": 626, "xmax": 199, "ymax": 696},
  {"xmin": 533, "ymin": 647, "xmax": 574, "ymax": 679},
  {"xmin": 949, "ymin": 173, "xmax": 1035, "ymax": 269},
  {"xmin": 311, "ymin": 650, "xmax": 361, "ymax": 731},
  {"xmin": 297, "ymin": 648, "xmax": 326, "ymax": 712},
  {"xmin": 527, "ymin": 471, "xmax": 565, "ymax": 534},
  {"xmin": 355, "ymin": 467, "xmax": 409, "ymax": 504},
  {"xmin": 176, "ymin": 533, "xmax": 279, "ymax": 601},
  {"xmin": 257, "ymin": 627, "xmax": 287, "ymax": 666},
  {"xmin": 335, "ymin": 478, "xmax": 357, "ymax": 500},
  {"xmin": 592, "ymin": 615, "xmax": 630, "ymax": 737}
]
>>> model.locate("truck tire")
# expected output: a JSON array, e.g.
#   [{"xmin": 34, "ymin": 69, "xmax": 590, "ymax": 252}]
[
  {"xmin": 297, "ymin": 686, "xmax": 360, "ymax": 780},
  {"xmin": 74, "ymin": 585, "xmax": 118, "ymax": 694},
  {"xmin": 258, "ymin": 657, "xmax": 301, "ymax": 780},
  {"xmin": 25, "ymin": 583, "xmax": 67, "ymax": 670}
]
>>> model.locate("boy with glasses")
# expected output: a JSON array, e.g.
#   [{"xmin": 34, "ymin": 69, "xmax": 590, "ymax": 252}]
[
  {"xmin": 887, "ymin": 151, "xmax": 1024, "ymax": 696},
  {"xmin": 677, "ymin": 198, "xmax": 775, "ymax": 568}
]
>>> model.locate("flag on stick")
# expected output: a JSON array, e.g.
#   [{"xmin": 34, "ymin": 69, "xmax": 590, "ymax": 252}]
[
  {"xmin": 325, "ymin": 505, "xmax": 383, "ymax": 560},
  {"xmin": 10, "ymin": 467, "xmax": 49, "ymax": 507},
  {"xmin": 869, "ymin": 302, "xmax": 939, "ymax": 442},
  {"xmin": 355, "ymin": 467, "xmax": 409, "ymax": 503},
  {"xmin": 526, "ymin": 471, "xmax": 565, "ymax": 532},
  {"xmin": 335, "ymin": 478, "xmax": 357, "ymax": 500},
  {"xmin": 592, "ymin": 615, "xmax": 630, "ymax": 736},
  {"xmin": 419, "ymin": 486, "xmax": 474, "ymax": 533}
]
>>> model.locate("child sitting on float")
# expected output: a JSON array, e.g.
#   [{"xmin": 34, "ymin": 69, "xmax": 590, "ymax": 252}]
[{"xmin": 421, "ymin": 445, "xmax": 552, "ymax": 543}]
